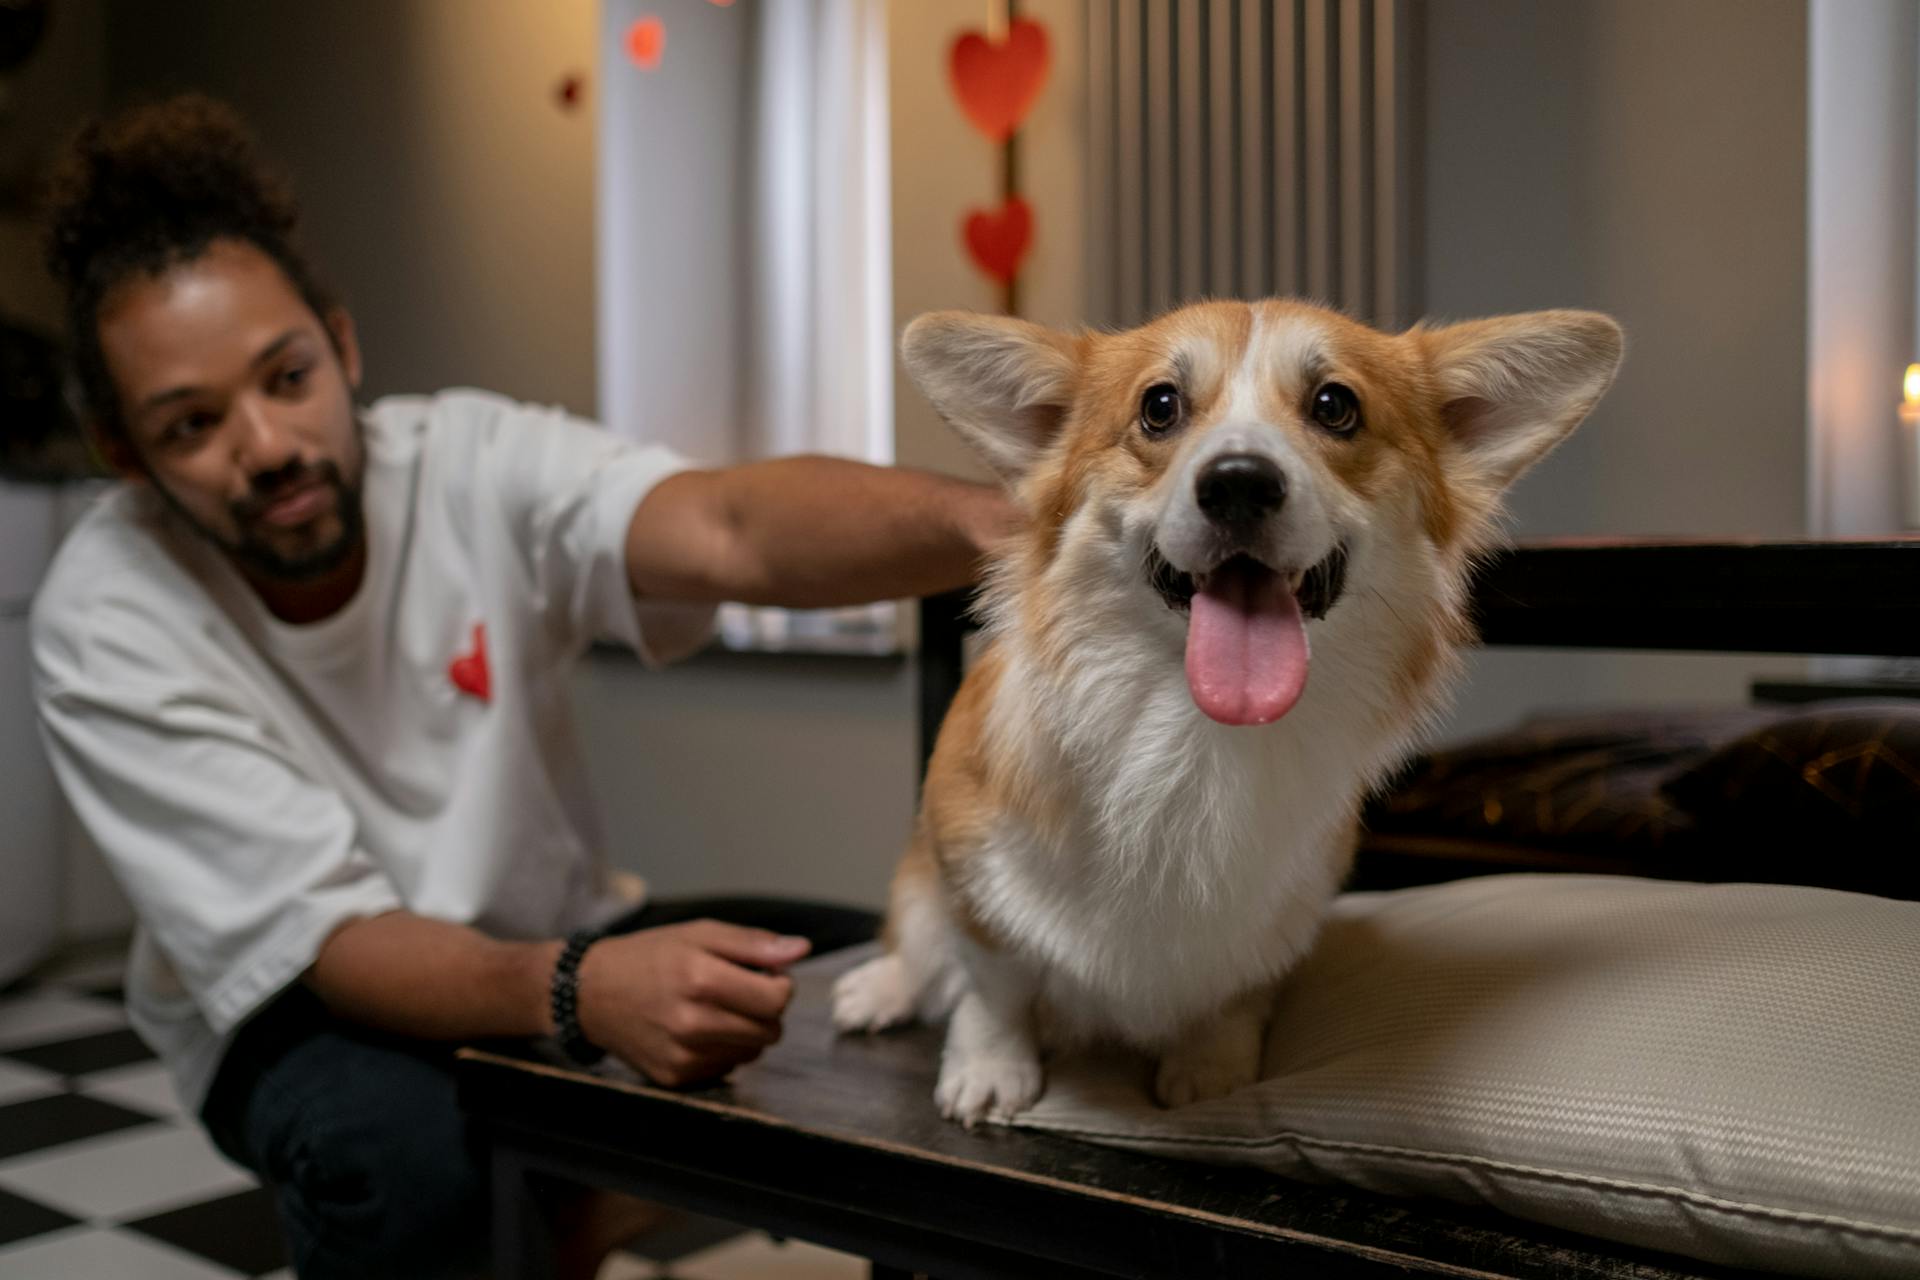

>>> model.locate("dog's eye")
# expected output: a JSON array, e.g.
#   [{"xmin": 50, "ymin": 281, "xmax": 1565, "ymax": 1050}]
[
  {"xmin": 1139, "ymin": 383, "xmax": 1183, "ymax": 436},
  {"xmin": 1309, "ymin": 383, "xmax": 1362, "ymax": 436}
]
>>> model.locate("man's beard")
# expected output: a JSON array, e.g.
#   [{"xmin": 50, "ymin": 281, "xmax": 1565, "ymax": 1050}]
[{"xmin": 157, "ymin": 457, "xmax": 367, "ymax": 584}]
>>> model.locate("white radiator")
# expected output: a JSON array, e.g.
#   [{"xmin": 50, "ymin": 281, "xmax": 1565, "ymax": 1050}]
[{"xmin": 1083, "ymin": 0, "xmax": 1420, "ymax": 329}]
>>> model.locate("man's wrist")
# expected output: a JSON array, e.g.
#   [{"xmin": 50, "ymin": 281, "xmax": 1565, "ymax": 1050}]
[
  {"xmin": 549, "ymin": 927, "xmax": 607, "ymax": 1065},
  {"xmin": 511, "ymin": 938, "xmax": 567, "ymax": 1039}
]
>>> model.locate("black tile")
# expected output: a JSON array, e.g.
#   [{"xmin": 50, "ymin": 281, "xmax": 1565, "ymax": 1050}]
[
  {"xmin": 125, "ymin": 1186, "xmax": 287, "ymax": 1277},
  {"xmin": 4, "ymin": 1028, "xmax": 156, "ymax": 1078},
  {"xmin": 0, "ymin": 1184, "xmax": 80, "ymax": 1248},
  {"xmin": 0, "ymin": 1092, "xmax": 160, "ymax": 1161}
]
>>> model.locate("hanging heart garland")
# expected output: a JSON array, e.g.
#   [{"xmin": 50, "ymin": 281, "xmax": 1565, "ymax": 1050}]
[
  {"xmin": 962, "ymin": 196, "xmax": 1033, "ymax": 286},
  {"xmin": 625, "ymin": 17, "xmax": 665, "ymax": 70},
  {"xmin": 948, "ymin": 18, "xmax": 1051, "ymax": 143},
  {"xmin": 949, "ymin": 15, "xmax": 1050, "ymax": 299}
]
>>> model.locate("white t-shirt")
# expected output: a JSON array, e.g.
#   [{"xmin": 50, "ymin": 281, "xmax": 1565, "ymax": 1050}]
[{"xmin": 31, "ymin": 389, "xmax": 713, "ymax": 1111}]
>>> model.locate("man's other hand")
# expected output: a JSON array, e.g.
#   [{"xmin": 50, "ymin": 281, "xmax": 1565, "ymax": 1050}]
[{"xmin": 576, "ymin": 920, "xmax": 811, "ymax": 1086}]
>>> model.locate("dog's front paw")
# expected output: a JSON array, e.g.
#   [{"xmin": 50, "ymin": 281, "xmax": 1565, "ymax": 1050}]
[
  {"xmin": 1153, "ymin": 1046, "xmax": 1260, "ymax": 1109},
  {"xmin": 935, "ymin": 1051, "xmax": 1044, "ymax": 1127},
  {"xmin": 831, "ymin": 954, "xmax": 918, "ymax": 1034}
]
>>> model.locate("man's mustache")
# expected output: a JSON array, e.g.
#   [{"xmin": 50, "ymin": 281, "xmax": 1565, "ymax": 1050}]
[{"xmin": 231, "ymin": 460, "xmax": 342, "ymax": 524}]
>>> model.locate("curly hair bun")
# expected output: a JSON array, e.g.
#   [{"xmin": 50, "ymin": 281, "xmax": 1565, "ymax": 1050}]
[
  {"xmin": 44, "ymin": 92, "xmax": 303, "ymax": 296},
  {"xmin": 40, "ymin": 93, "xmax": 339, "ymax": 439}
]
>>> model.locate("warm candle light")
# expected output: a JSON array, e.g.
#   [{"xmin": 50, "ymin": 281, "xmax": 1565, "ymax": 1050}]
[{"xmin": 1902, "ymin": 365, "xmax": 1920, "ymax": 529}]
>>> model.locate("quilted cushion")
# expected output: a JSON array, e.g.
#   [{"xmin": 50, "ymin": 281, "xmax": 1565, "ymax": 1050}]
[
  {"xmin": 1014, "ymin": 875, "xmax": 1920, "ymax": 1278},
  {"xmin": 1362, "ymin": 708, "xmax": 1777, "ymax": 861},
  {"xmin": 1663, "ymin": 702, "xmax": 1920, "ymax": 899}
]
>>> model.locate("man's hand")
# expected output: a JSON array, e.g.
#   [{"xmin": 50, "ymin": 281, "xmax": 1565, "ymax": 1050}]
[
  {"xmin": 304, "ymin": 912, "xmax": 813, "ymax": 1087},
  {"xmin": 575, "ymin": 920, "xmax": 812, "ymax": 1087}
]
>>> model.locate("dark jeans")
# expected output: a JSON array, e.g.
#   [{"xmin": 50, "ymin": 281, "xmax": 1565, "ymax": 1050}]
[{"xmin": 200, "ymin": 897, "xmax": 878, "ymax": 1280}]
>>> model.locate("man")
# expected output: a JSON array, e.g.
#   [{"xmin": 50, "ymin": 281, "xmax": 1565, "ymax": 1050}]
[{"xmin": 31, "ymin": 95, "xmax": 1007, "ymax": 1278}]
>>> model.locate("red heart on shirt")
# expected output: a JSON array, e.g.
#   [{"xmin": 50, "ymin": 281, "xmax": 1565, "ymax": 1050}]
[{"xmin": 449, "ymin": 623, "xmax": 491, "ymax": 703}]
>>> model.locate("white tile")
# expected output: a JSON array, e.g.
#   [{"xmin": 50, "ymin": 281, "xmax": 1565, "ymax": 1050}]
[
  {"xmin": 76, "ymin": 1062, "xmax": 184, "ymax": 1119},
  {"xmin": 0, "ymin": 1124, "xmax": 254, "ymax": 1222},
  {"xmin": 670, "ymin": 1234, "xmax": 867, "ymax": 1280},
  {"xmin": 0, "ymin": 1059, "xmax": 61, "ymax": 1106},
  {"xmin": 0, "ymin": 993, "xmax": 125, "ymax": 1051},
  {"xmin": 0, "ymin": 1225, "xmax": 243, "ymax": 1279}
]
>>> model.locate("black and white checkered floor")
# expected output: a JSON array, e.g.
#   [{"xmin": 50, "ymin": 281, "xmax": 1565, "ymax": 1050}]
[
  {"xmin": 0, "ymin": 949, "xmax": 862, "ymax": 1279},
  {"xmin": 0, "ymin": 950, "xmax": 288, "ymax": 1279}
]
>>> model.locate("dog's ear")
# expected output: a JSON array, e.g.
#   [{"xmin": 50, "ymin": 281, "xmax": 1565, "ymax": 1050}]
[
  {"xmin": 1418, "ymin": 310, "xmax": 1624, "ymax": 492},
  {"xmin": 901, "ymin": 312, "xmax": 1080, "ymax": 482}
]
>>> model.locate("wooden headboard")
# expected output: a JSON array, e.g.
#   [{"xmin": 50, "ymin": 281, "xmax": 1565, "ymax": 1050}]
[{"xmin": 916, "ymin": 538, "xmax": 1920, "ymax": 775}]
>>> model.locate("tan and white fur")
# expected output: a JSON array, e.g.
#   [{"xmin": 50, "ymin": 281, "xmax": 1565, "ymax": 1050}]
[{"xmin": 833, "ymin": 300, "xmax": 1624, "ymax": 1126}]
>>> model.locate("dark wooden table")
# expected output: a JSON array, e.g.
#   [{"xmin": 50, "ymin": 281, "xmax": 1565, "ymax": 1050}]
[{"xmin": 458, "ymin": 946, "xmax": 1749, "ymax": 1280}]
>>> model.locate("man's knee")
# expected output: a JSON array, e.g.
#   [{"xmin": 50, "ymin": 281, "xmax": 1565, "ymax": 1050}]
[{"xmin": 243, "ymin": 1034, "xmax": 488, "ymax": 1278}]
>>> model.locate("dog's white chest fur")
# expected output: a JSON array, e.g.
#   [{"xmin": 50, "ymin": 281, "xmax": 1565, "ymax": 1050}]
[
  {"xmin": 964, "ymin": 594, "xmax": 1409, "ymax": 1050},
  {"xmin": 829, "ymin": 512, "xmax": 1458, "ymax": 1125},
  {"xmin": 968, "ymin": 803, "xmax": 1348, "ymax": 1050}
]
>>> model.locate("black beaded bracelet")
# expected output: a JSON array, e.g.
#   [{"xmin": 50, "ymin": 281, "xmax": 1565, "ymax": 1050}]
[{"xmin": 549, "ymin": 927, "xmax": 606, "ymax": 1066}]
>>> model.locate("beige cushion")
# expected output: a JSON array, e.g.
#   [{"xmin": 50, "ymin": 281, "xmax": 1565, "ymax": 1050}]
[{"xmin": 1013, "ymin": 875, "xmax": 1920, "ymax": 1277}]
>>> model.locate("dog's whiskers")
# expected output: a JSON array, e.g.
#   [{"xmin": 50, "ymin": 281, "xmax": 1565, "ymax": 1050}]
[{"xmin": 1367, "ymin": 585, "xmax": 1409, "ymax": 628}]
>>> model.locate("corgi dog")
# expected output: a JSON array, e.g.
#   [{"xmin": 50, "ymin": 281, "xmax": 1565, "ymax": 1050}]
[{"xmin": 833, "ymin": 300, "xmax": 1624, "ymax": 1126}]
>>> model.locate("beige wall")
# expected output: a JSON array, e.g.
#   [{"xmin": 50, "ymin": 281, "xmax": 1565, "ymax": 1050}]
[
  {"xmin": 0, "ymin": 1, "xmax": 121, "ymax": 949},
  {"xmin": 1423, "ymin": 0, "xmax": 1809, "ymax": 542},
  {"xmin": 1420, "ymin": 0, "xmax": 1814, "ymax": 739},
  {"xmin": 106, "ymin": 0, "xmax": 599, "ymax": 414},
  {"xmin": 889, "ymin": 0, "xmax": 1087, "ymax": 480},
  {"xmin": 0, "ymin": 0, "xmax": 104, "ymax": 330}
]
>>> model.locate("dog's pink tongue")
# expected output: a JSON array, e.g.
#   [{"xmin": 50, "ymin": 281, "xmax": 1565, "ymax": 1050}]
[{"xmin": 1185, "ymin": 560, "xmax": 1309, "ymax": 726}]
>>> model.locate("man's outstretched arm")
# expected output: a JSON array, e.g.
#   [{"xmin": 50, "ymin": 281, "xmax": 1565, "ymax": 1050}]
[{"xmin": 623, "ymin": 458, "xmax": 1014, "ymax": 608}]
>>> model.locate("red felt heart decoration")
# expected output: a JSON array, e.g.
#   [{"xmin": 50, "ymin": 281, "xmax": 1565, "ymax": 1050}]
[
  {"xmin": 625, "ymin": 17, "xmax": 665, "ymax": 71},
  {"xmin": 448, "ymin": 623, "xmax": 491, "ymax": 703},
  {"xmin": 949, "ymin": 18, "xmax": 1051, "ymax": 142},
  {"xmin": 963, "ymin": 197, "xmax": 1033, "ymax": 286}
]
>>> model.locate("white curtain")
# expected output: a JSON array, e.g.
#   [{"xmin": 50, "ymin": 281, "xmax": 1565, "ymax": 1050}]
[
  {"xmin": 598, "ymin": 0, "xmax": 899, "ymax": 651},
  {"xmin": 597, "ymin": 0, "xmax": 893, "ymax": 471},
  {"xmin": 720, "ymin": 0, "xmax": 899, "ymax": 653},
  {"xmin": 741, "ymin": 0, "xmax": 893, "ymax": 467}
]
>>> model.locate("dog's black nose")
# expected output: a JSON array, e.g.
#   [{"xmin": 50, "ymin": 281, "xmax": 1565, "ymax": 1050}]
[{"xmin": 1196, "ymin": 454, "xmax": 1287, "ymax": 525}]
